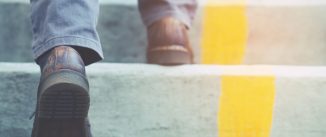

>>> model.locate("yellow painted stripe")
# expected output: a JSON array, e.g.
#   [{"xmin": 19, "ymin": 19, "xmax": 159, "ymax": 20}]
[
  {"xmin": 201, "ymin": 2, "xmax": 248, "ymax": 64},
  {"xmin": 218, "ymin": 76, "xmax": 275, "ymax": 137}
]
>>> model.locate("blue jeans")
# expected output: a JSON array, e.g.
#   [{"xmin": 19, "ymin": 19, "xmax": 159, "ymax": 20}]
[{"xmin": 30, "ymin": 0, "xmax": 198, "ymax": 65}]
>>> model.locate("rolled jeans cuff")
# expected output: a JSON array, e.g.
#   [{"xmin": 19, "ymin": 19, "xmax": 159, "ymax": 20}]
[{"xmin": 32, "ymin": 36, "xmax": 103, "ymax": 65}]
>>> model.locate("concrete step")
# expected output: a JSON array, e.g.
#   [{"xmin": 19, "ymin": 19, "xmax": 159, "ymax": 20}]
[
  {"xmin": 0, "ymin": 0, "xmax": 325, "ymax": 65},
  {"xmin": 0, "ymin": 63, "xmax": 325, "ymax": 137}
]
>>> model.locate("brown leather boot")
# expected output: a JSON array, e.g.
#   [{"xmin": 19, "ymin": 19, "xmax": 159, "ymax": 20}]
[
  {"xmin": 31, "ymin": 46, "xmax": 92, "ymax": 137},
  {"xmin": 146, "ymin": 17, "xmax": 194, "ymax": 65}
]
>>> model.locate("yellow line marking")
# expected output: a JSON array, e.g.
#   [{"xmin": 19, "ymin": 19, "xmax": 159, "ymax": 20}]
[
  {"xmin": 201, "ymin": 2, "xmax": 248, "ymax": 64},
  {"xmin": 219, "ymin": 76, "xmax": 275, "ymax": 137}
]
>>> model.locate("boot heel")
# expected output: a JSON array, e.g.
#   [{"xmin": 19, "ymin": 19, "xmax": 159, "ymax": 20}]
[
  {"xmin": 38, "ymin": 70, "xmax": 89, "ymax": 119},
  {"xmin": 147, "ymin": 50, "xmax": 192, "ymax": 65}
]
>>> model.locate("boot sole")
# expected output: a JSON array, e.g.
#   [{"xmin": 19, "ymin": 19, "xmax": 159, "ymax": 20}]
[
  {"xmin": 36, "ymin": 70, "xmax": 90, "ymax": 137},
  {"xmin": 147, "ymin": 50, "xmax": 192, "ymax": 65}
]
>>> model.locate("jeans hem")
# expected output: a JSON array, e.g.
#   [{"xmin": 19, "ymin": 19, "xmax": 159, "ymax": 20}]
[
  {"xmin": 143, "ymin": 10, "xmax": 191, "ymax": 28},
  {"xmin": 32, "ymin": 36, "xmax": 103, "ymax": 65}
]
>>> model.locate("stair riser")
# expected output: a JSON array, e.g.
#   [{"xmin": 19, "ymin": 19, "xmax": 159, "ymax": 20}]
[
  {"xmin": 0, "ymin": 2, "xmax": 325, "ymax": 65},
  {"xmin": 0, "ymin": 63, "xmax": 325, "ymax": 137}
]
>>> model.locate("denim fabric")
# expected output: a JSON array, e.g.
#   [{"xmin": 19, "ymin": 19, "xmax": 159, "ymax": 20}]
[
  {"xmin": 30, "ymin": 0, "xmax": 197, "ymax": 65},
  {"xmin": 30, "ymin": 0, "xmax": 102, "ymax": 65}
]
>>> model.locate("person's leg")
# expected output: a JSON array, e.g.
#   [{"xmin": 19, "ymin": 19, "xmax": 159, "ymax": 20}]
[
  {"xmin": 30, "ymin": 0, "xmax": 103, "ymax": 65},
  {"xmin": 30, "ymin": 0, "xmax": 101, "ymax": 136},
  {"xmin": 138, "ymin": 0, "xmax": 198, "ymax": 65}
]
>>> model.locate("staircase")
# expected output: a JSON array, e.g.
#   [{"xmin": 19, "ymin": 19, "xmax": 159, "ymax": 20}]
[{"xmin": 0, "ymin": 0, "xmax": 325, "ymax": 137}]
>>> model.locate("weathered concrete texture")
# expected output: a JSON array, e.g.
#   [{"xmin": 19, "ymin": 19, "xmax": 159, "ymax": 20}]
[
  {"xmin": 272, "ymin": 77, "xmax": 326, "ymax": 137},
  {"xmin": 88, "ymin": 65, "xmax": 219, "ymax": 137},
  {"xmin": 1, "ymin": 63, "xmax": 326, "ymax": 137},
  {"xmin": 0, "ymin": 63, "xmax": 220, "ymax": 137},
  {"xmin": 245, "ymin": 6, "xmax": 326, "ymax": 65},
  {"xmin": 0, "ymin": 3, "xmax": 33, "ymax": 62},
  {"xmin": 97, "ymin": 4, "xmax": 147, "ymax": 63},
  {"xmin": 0, "ymin": 71, "xmax": 39, "ymax": 137}
]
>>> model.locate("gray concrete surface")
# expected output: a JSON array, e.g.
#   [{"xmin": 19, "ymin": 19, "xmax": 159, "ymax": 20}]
[
  {"xmin": 272, "ymin": 77, "xmax": 326, "ymax": 137},
  {"xmin": 0, "ymin": 63, "xmax": 326, "ymax": 137},
  {"xmin": 0, "ymin": 63, "xmax": 220, "ymax": 137},
  {"xmin": 245, "ymin": 6, "xmax": 326, "ymax": 65}
]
